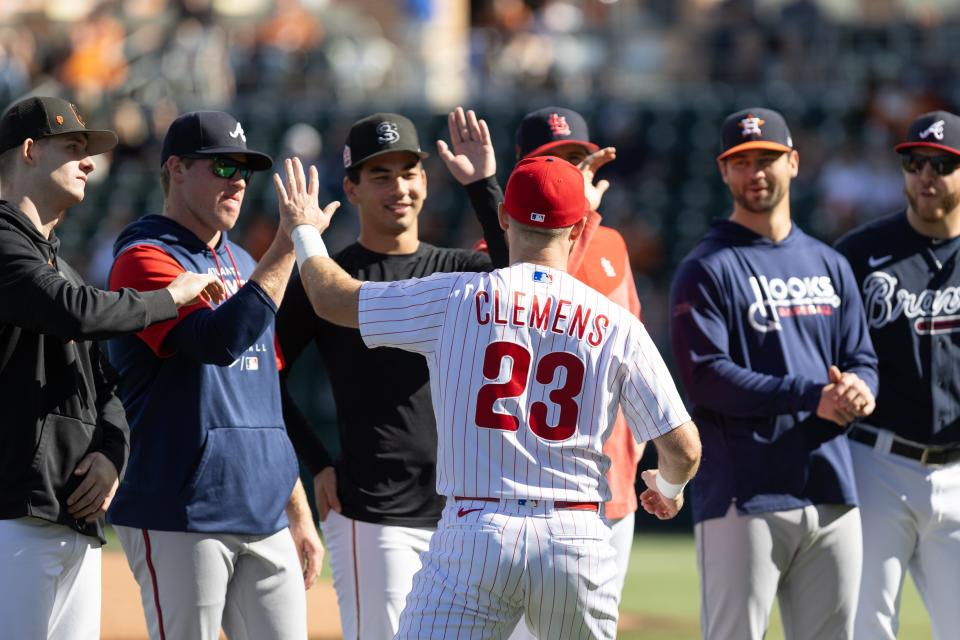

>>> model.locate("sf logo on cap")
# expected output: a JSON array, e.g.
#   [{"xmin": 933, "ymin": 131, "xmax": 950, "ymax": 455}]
[
  {"xmin": 919, "ymin": 120, "xmax": 945, "ymax": 141},
  {"xmin": 377, "ymin": 121, "xmax": 400, "ymax": 144},
  {"xmin": 548, "ymin": 113, "xmax": 571, "ymax": 137},
  {"xmin": 739, "ymin": 115, "xmax": 765, "ymax": 137}
]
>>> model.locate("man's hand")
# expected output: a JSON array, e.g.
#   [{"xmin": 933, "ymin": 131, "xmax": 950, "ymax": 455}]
[
  {"xmin": 436, "ymin": 106, "xmax": 496, "ymax": 185},
  {"xmin": 273, "ymin": 157, "xmax": 340, "ymax": 235},
  {"xmin": 313, "ymin": 467, "xmax": 341, "ymax": 522},
  {"xmin": 579, "ymin": 146, "xmax": 616, "ymax": 211},
  {"xmin": 638, "ymin": 469, "xmax": 684, "ymax": 520},
  {"xmin": 166, "ymin": 272, "xmax": 227, "ymax": 307},
  {"xmin": 286, "ymin": 479, "xmax": 325, "ymax": 589},
  {"xmin": 67, "ymin": 452, "xmax": 119, "ymax": 523},
  {"xmin": 817, "ymin": 365, "xmax": 875, "ymax": 426}
]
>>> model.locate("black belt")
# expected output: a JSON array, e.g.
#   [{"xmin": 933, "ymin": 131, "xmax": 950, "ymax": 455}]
[{"xmin": 848, "ymin": 425, "xmax": 960, "ymax": 466}]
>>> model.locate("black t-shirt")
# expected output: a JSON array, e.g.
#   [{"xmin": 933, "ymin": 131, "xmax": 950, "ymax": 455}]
[{"xmin": 278, "ymin": 242, "xmax": 494, "ymax": 527}]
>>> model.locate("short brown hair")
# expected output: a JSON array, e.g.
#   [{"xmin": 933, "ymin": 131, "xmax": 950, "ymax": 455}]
[{"xmin": 160, "ymin": 156, "xmax": 194, "ymax": 195}]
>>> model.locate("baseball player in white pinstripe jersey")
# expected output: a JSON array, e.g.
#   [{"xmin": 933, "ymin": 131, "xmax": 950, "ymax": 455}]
[{"xmin": 274, "ymin": 155, "xmax": 702, "ymax": 638}]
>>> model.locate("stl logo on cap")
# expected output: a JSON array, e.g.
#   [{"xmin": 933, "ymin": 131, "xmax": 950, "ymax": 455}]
[
  {"xmin": 739, "ymin": 114, "xmax": 765, "ymax": 137},
  {"xmin": 548, "ymin": 113, "xmax": 571, "ymax": 137},
  {"xmin": 919, "ymin": 120, "xmax": 945, "ymax": 141},
  {"xmin": 342, "ymin": 145, "xmax": 352, "ymax": 168},
  {"xmin": 376, "ymin": 121, "xmax": 400, "ymax": 144}
]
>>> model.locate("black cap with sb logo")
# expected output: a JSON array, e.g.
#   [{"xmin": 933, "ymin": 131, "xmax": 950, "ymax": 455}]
[
  {"xmin": 0, "ymin": 96, "xmax": 117, "ymax": 155},
  {"xmin": 342, "ymin": 113, "xmax": 428, "ymax": 170}
]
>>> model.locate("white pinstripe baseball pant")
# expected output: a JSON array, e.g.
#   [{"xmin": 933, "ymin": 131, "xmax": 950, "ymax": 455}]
[{"xmin": 396, "ymin": 498, "xmax": 619, "ymax": 639}]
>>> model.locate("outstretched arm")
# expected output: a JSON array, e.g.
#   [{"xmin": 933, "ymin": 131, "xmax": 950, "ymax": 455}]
[
  {"xmin": 438, "ymin": 106, "xmax": 509, "ymax": 268},
  {"xmin": 272, "ymin": 157, "xmax": 360, "ymax": 328}
]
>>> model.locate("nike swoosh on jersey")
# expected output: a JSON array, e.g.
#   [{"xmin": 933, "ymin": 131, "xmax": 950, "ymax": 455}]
[
  {"xmin": 457, "ymin": 507, "xmax": 484, "ymax": 518},
  {"xmin": 868, "ymin": 255, "xmax": 893, "ymax": 268}
]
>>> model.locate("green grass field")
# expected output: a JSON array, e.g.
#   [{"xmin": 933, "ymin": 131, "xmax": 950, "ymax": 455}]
[{"xmin": 617, "ymin": 534, "xmax": 931, "ymax": 639}]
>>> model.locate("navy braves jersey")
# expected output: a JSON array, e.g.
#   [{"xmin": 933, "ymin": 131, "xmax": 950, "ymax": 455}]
[
  {"xmin": 835, "ymin": 210, "xmax": 960, "ymax": 445},
  {"xmin": 671, "ymin": 220, "xmax": 878, "ymax": 524}
]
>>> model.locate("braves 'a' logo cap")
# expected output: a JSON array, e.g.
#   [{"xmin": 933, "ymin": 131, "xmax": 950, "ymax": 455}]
[
  {"xmin": 0, "ymin": 96, "xmax": 117, "ymax": 155},
  {"xmin": 515, "ymin": 106, "xmax": 599, "ymax": 160},
  {"xmin": 160, "ymin": 111, "xmax": 273, "ymax": 170},
  {"xmin": 343, "ymin": 113, "xmax": 428, "ymax": 170},
  {"xmin": 718, "ymin": 107, "xmax": 793, "ymax": 161},
  {"xmin": 894, "ymin": 110, "xmax": 960, "ymax": 157}
]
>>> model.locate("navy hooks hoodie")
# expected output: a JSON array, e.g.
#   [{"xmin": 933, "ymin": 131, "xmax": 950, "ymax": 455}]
[{"xmin": 670, "ymin": 220, "xmax": 878, "ymax": 524}]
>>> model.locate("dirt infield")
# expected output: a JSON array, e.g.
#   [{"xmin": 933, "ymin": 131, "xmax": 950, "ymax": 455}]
[{"xmin": 101, "ymin": 551, "xmax": 343, "ymax": 640}]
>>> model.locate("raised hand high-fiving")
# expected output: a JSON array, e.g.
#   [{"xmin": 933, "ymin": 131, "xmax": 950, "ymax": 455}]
[
  {"xmin": 272, "ymin": 157, "xmax": 340, "ymax": 235},
  {"xmin": 436, "ymin": 106, "xmax": 497, "ymax": 185}
]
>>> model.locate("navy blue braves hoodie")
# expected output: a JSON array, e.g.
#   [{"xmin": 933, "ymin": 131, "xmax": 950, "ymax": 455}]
[
  {"xmin": 106, "ymin": 215, "xmax": 298, "ymax": 534},
  {"xmin": 670, "ymin": 220, "xmax": 878, "ymax": 524}
]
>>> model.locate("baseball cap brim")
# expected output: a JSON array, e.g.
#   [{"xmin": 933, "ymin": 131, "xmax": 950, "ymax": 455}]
[
  {"xmin": 717, "ymin": 141, "xmax": 792, "ymax": 161},
  {"xmin": 43, "ymin": 129, "xmax": 118, "ymax": 156},
  {"xmin": 349, "ymin": 147, "xmax": 429, "ymax": 169},
  {"xmin": 187, "ymin": 146, "xmax": 274, "ymax": 171},
  {"xmin": 894, "ymin": 141, "xmax": 960, "ymax": 157},
  {"xmin": 523, "ymin": 139, "xmax": 600, "ymax": 160}
]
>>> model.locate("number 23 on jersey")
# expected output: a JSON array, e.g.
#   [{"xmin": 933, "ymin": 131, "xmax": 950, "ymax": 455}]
[{"xmin": 475, "ymin": 340, "xmax": 586, "ymax": 442}]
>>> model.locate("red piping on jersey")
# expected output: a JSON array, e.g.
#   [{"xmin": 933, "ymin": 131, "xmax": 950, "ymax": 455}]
[
  {"xmin": 142, "ymin": 529, "xmax": 167, "ymax": 640},
  {"xmin": 352, "ymin": 520, "xmax": 360, "ymax": 639}
]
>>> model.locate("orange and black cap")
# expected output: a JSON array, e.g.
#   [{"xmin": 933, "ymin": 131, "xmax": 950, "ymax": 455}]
[
  {"xmin": 0, "ymin": 96, "xmax": 117, "ymax": 156},
  {"xmin": 717, "ymin": 107, "xmax": 793, "ymax": 161},
  {"xmin": 894, "ymin": 111, "xmax": 960, "ymax": 157}
]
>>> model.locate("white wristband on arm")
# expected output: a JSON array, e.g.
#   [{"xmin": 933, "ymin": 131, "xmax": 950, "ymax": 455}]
[
  {"xmin": 655, "ymin": 472, "xmax": 687, "ymax": 500},
  {"xmin": 291, "ymin": 224, "xmax": 327, "ymax": 269}
]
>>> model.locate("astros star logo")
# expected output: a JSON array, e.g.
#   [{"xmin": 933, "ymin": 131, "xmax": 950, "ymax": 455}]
[{"xmin": 739, "ymin": 115, "xmax": 765, "ymax": 137}]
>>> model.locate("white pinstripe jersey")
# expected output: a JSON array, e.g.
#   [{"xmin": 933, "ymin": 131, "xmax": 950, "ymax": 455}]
[{"xmin": 359, "ymin": 262, "xmax": 690, "ymax": 503}]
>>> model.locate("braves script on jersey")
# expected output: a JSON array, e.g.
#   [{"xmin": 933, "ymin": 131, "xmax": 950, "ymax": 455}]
[{"xmin": 358, "ymin": 262, "xmax": 689, "ymax": 502}]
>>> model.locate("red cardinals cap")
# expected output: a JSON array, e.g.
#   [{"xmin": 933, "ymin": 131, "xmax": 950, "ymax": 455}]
[
  {"xmin": 717, "ymin": 107, "xmax": 793, "ymax": 160},
  {"xmin": 515, "ymin": 107, "xmax": 600, "ymax": 160},
  {"xmin": 894, "ymin": 111, "xmax": 960, "ymax": 157},
  {"xmin": 503, "ymin": 156, "xmax": 586, "ymax": 229}
]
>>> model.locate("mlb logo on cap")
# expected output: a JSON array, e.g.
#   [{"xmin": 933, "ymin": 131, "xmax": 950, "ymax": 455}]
[{"xmin": 503, "ymin": 156, "xmax": 587, "ymax": 229}]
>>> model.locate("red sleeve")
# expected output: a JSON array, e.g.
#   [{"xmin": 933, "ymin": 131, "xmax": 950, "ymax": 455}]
[{"xmin": 109, "ymin": 244, "xmax": 209, "ymax": 357}]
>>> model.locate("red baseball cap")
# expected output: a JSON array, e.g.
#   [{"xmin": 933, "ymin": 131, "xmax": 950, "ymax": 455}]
[{"xmin": 503, "ymin": 156, "xmax": 586, "ymax": 229}]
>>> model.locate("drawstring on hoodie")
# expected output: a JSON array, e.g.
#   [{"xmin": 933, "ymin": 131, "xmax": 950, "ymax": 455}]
[{"xmin": 207, "ymin": 242, "xmax": 243, "ymax": 296}]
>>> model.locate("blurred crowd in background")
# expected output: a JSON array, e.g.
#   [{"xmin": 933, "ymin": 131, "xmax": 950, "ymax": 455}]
[{"xmin": 3, "ymin": 0, "xmax": 959, "ymax": 444}]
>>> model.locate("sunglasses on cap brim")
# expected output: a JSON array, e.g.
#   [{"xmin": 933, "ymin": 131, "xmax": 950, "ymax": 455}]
[
  {"xmin": 901, "ymin": 154, "xmax": 960, "ymax": 176},
  {"xmin": 184, "ymin": 155, "xmax": 253, "ymax": 180}
]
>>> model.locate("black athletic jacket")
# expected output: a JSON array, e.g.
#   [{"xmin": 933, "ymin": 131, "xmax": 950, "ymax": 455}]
[{"xmin": 0, "ymin": 201, "xmax": 177, "ymax": 541}]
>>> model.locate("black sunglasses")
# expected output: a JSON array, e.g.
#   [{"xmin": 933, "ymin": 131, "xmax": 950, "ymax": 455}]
[
  {"xmin": 901, "ymin": 154, "xmax": 960, "ymax": 176},
  {"xmin": 185, "ymin": 156, "xmax": 253, "ymax": 180}
]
